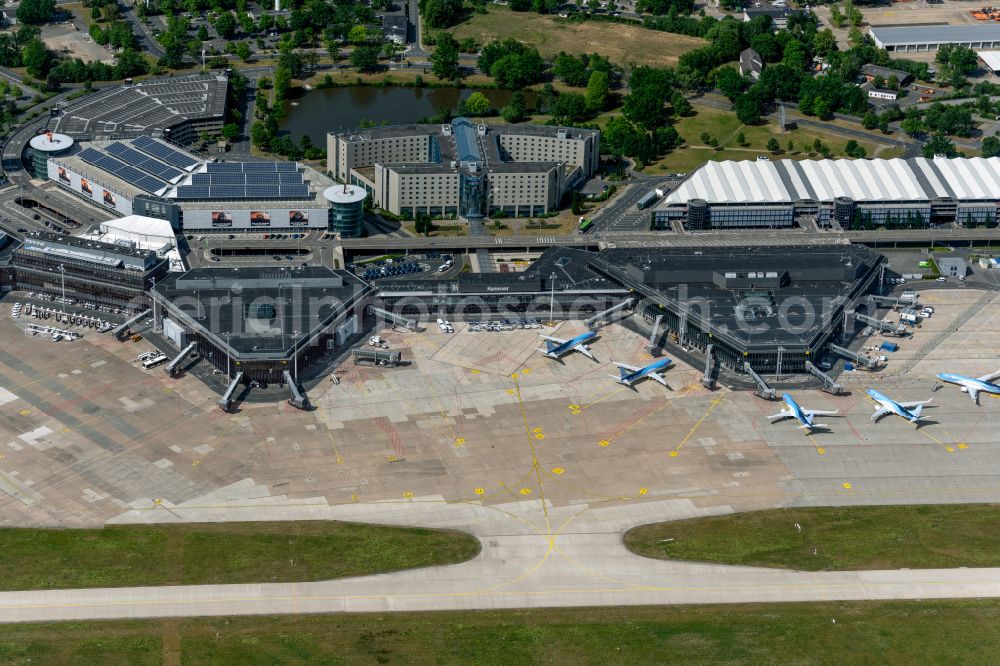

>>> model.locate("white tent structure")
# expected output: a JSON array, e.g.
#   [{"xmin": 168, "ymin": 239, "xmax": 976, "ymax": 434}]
[{"xmin": 86, "ymin": 215, "xmax": 185, "ymax": 272}]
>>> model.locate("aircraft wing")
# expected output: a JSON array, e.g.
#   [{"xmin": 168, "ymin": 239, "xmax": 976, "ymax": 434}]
[
  {"xmin": 968, "ymin": 386, "xmax": 980, "ymax": 405},
  {"xmin": 539, "ymin": 335, "xmax": 567, "ymax": 344},
  {"xmin": 613, "ymin": 362, "xmax": 641, "ymax": 372},
  {"xmin": 648, "ymin": 371, "xmax": 669, "ymax": 387},
  {"xmin": 871, "ymin": 406, "xmax": 892, "ymax": 421},
  {"xmin": 897, "ymin": 399, "xmax": 932, "ymax": 409},
  {"xmin": 574, "ymin": 344, "xmax": 595, "ymax": 360},
  {"xmin": 803, "ymin": 409, "xmax": 839, "ymax": 417},
  {"xmin": 977, "ymin": 370, "xmax": 1000, "ymax": 383},
  {"xmin": 765, "ymin": 409, "xmax": 793, "ymax": 421}
]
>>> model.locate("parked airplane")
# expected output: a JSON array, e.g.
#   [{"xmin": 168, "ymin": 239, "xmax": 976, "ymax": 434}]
[
  {"xmin": 866, "ymin": 388, "xmax": 931, "ymax": 426},
  {"xmin": 610, "ymin": 358, "xmax": 672, "ymax": 387},
  {"xmin": 765, "ymin": 393, "xmax": 839, "ymax": 433},
  {"xmin": 935, "ymin": 371, "xmax": 1000, "ymax": 404},
  {"xmin": 537, "ymin": 331, "xmax": 597, "ymax": 360}
]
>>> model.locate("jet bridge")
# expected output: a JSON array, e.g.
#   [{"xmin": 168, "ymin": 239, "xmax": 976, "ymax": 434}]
[
  {"xmin": 368, "ymin": 306, "xmax": 416, "ymax": 331},
  {"xmin": 112, "ymin": 310, "xmax": 149, "ymax": 340},
  {"xmin": 646, "ymin": 313, "xmax": 663, "ymax": 353},
  {"xmin": 805, "ymin": 361, "xmax": 845, "ymax": 395},
  {"xmin": 283, "ymin": 370, "xmax": 310, "ymax": 410},
  {"xmin": 165, "ymin": 342, "xmax": 197, "ymax": 377},
  {"xmin": 700, "ymin": 343, "xmax": 717, "ymax": 390},
  {"xmin": 855, "ymin": 312, "xmax": 906, "ymax": 336},
  {"xmin": 743, "ymin": 361, "xmax": 776, "ymax": 400},
  {"xmin": 584, "ymin": 298, "xmax": 634, "ymax": 328},
  {"xmin": 827, "ymin": 343, "xmax": 880, "ymax": 370},
  {"xmin": 218, "ymin": 372, "xmax": 243, "ymax": 412}
]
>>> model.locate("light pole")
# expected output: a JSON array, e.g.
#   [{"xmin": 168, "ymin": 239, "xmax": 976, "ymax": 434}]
[
  {"xmin": 225, "ymin": 332, "xmax": 231, "ymax": 379},
  {"xmin": 58, "ymin": 264, "xmax": 65, "ymax": 317},
  {"xmin": 548, "ymin": 272, "xmax": 556, "ymax": 326}
]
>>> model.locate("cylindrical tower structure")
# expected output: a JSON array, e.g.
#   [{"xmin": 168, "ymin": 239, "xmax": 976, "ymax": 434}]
[
  {"xmin": 323, "ymin": 184, "xmax": 367, "ymax": 237},
  {"xmin": 686, "ymin": 198, "xmax": 708, "ymax": 230},
  {"xmin": 27, "ymin": 132, "xmax": 74, "ymax": 179},
  {"xmin": 833, "ymin": 196, "xmax": 854, "ymax": 226}
]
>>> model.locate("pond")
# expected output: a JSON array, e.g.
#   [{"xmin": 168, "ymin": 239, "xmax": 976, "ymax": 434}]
[{"xmin": 279, "ymin": 86, "xmax": 533, "ymax": 145}]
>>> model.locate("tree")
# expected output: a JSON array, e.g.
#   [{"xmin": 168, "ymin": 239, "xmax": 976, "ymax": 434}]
[
  {"xmin": 862, "ymin": 112, "xmax": 878, "ymax": 130},
  {"xmin": 422, "ymin": 0, "xmax": 462, "ymax": 28},
  {"xmin": 551, "ymin": 92, "xmax": 588, "ymax": 123},
  {"xmin": 767, "ymin": 137, "xmax": 780, "ymax": 153},
  {"xmin": 735, "ymin": 131, "xmax": 745, "ymax": 146},
  {"xmin": 351, "ymin": 45, "xmax": 381, "ymax": 72},
  {"xmin": 813, "ymin": 29, "xmax": 837, "ymax": 58},
  {"xmin": 900, "ymin": 114, "xmax": 923, "ymax": 138},
  {"xmin": 22, "ymin": 40, "xmax": 51, "ymax": 78},
  {"xmin": 670, "ymin": 90, "xmax": 691, "ymax": 117},
  {"xmin": 415, "ymin": 212, "xmax": 433, "ymax": 235},
  {"xmin": 585, "ymin": 70, "xmax": 609, "ymax": 113},
  {"xmin": 781, "ymin": 40, "xmax": 807, "ymax": 72},
  {"xmin": 733, "ymin": 91, "xmax": 764, "ymax": 124},
  {"xmin": 430, "ymin": 32, "xmax": 461, "ymax": 81},
  {"xmin": 553, "ymin": 53, "xmax": 588, "ymax": 87},
  {"xmin": 273, "ymin": 65, "xmax": 292, "ymax": 100},
  {"xmin": 214, "ymin": 13, "xmax": 238, "ymax": 39},
  {"xmin": 222, "ymin": 123, "xmax": 241, "ymax": 142},
  {"xmin": 845, "ymin": 139, "xmax": 866, "ymax": 158},
  {"xmin": 16, "ymin": 0, "xmax": 56, "ymax": 25},
  {"xmin": 251, "ymin": 121, "xmax": 272, "ymax": 150},
  {"xmin": 787, "ymin": 140, "xmax": 794, "ymax": 152},
  {"xmin": 715, "ymin": 66, "xmax": 744, "ymax": 102},
  {"xmin": 622, "ymin": 87, "xmax": 665, "ymax": 130},
  {"xmin": 490, "ymin": 49, "xmax": 545, "ymax": 88},
  {"xmin": 463, "ymin": 91, "xmax": 490, "ymax": 116},
  {"xmin": 921, "ymin": 132, "xmax": 958, "ymax": 158},
  {"xmin": 500, "ymin": 91, "xmax": 527, "ymax": 123},
  {"xmin": 235, "ymin": 41, "xmax": 252, "ymax": 62},
  {"xmin": 983, "ymin": 134, "xmax": 1000, "ymax": 158}
]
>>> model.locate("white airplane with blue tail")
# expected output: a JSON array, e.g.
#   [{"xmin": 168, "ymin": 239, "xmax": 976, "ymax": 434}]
[
  {"xmin": 867, "ymin": 388, "xmax": 932, "ymax": 426},
  {"xmin": 609, "ymin": 358, "xmax": 672, "ymax": 387},
  {"xmin": 935, "ymin": 370, "xmax": 1000, "ymax": 404},
  {"xmin": 536, "ymin": 331, "xmax": 597, "ymax": 360},
  {"xmin": 765, "ymin": 393, "xmax": 839, "ymax": 433}
]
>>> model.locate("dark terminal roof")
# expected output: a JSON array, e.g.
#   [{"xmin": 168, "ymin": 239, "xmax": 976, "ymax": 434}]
[{"xmin": 155, "ymin": 265, "xmax": 371, "ymax": 355}]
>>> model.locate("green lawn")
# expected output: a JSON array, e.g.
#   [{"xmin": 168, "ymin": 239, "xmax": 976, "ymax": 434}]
[
  {"xmin": 0, "ymin": 521, "xmax": 479, "ymax": 590},
  {"xmin": 643, "ymin": 104, "xmax": 905, "ymax": 175},
  {"xmin": 625, "ymin": 505, "xmax": 1000, "ymax": 571},
  {"xmin": 6, "ymin": 601, "xmax": 1000, "ymax": 664}
]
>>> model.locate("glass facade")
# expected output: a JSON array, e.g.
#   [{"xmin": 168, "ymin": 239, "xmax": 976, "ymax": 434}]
[
  {"xmin": 328, "ymin": 198, "xmax": 364, "ymax": 237},
  {"xmin": 459, "ymin": 171, "xmax": 487, "ymax": 219}
]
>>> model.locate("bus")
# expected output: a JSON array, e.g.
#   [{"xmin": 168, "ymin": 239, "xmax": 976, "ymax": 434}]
[
  {"xmin": 142, "ymin": 353, "xmax": 169, "ymax": 370},
  {"xmin": 578, "ymin": 218, "xmax": 593, "ymax": 233}
]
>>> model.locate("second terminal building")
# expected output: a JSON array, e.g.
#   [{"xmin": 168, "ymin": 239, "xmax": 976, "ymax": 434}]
[{"xmin": 328, "ymin": 118, "xmax": 600, "ymax": 219}]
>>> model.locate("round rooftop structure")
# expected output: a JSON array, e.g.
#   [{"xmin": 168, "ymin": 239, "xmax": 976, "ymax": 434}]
[
  {"xmin": 323, "ymin": 184, "xmax": 367, "ymax": 205},
  {"xmin": 26, "ymin": 132, "xmax": 75, "ymax": 179},
  {"xmin": 323, "ymin": 184, "xmax": 367, "ymax": 238},
  {"xmin": 28, "ymin": 132, "xmax": 74, "ymax": 153}
]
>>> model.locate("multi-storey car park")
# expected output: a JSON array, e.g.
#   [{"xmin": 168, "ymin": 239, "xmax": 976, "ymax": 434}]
[
  {"xmin": 652, "ymin": 156, "xmax": 1000, "ymax": 231},
  {"xmin": 41, "ymin": 135, "xmax": 363, "ymax": 235},
  {"xmin": 328, "ymin": 118, "xmax": 600, "ymax": 219},
  {"xmin": 47, "ymin": 74, "xmax": 229, "ymax": 145}
]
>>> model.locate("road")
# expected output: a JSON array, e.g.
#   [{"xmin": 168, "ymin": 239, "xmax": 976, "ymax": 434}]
[{"xmin": 3, "ymin": 499, "xmax": 1000, "ymax": 622}]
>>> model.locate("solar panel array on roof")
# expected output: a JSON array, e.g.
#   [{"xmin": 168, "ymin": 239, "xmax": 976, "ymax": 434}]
[
  {"xmin": 173, "ymin": 184, "xmax": 312, "ymax": 199},
  {"xmin": 77, "ymin": 147, "xmax": 166, "ymax": 194},
  {"xmin": 131, "ymin": 135, "xmax": 199, "ymax": 169},
  {"xmin": 189, "ymin": 172, "xmax": 304, "ymax": 185},
  {"xmin": 105, "ymin": 142, "xmax": 184, "ymax": 181},
  {"xmin": 205, "ymin": 161, "xmax": 298, "ymax": 173}
]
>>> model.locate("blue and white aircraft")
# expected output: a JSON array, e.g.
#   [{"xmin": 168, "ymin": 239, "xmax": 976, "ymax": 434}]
[
  {"xmin": 866, "ymin": 388, "xmax": 932, "ymax": 426},
  {"xmin": 536, "ymin": 331, "xmax": 598, "ymax": 360},
  {"xmin": 766, "ymin": 393, "xmax": 839, "ymax": 433},
  {"xmin": 609, "ymin": 358, "xmax": 672, "ymax": 387},
  {"xmin": 935, "ymin": 370, "xmax": 1000, "ymax": 405}
]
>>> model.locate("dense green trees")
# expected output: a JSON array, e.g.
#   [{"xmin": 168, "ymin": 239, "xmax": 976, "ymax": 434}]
[
  {"xmin": 431, "ymin": 32, "xmax": 461, "ymax": 81},
  {"xmin": 350, "ymin": 45, "xmax": 381, "ymax": 72},
  {"xmin": 16, "ymin": 0, "xmax": 56, "ymax": 25},
  {"xmin": 421, "ymin": 0, "xmax": 463, "ymax": 28},
  {"xmin": 477, "ymin": 39, "xmax": 545, "ymax": 88}
]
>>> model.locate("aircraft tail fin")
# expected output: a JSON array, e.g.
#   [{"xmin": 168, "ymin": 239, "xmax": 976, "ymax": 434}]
[
  {"xmin": 911, "ymin": 404, "xmax": 924, "ymax": 421},
  {"xmin": 619, "ymin": 366, "xmax": 630, "ymax": 379},
  {"xmin": 545, "ymin": 340, "xmax": 558, "ymax": 352}
]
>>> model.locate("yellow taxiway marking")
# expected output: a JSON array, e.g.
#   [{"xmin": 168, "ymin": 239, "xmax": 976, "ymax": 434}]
[
  {"xmin": 327, "ymin": 432, "xmax": 345, "ymax": 464},
  {"xmin": 669, "ymin": 395, "xmax": 725, "ymax": 457},
  {"xmin": 806, "ymin": 433, "xmax": 825, "ymax": 455},
  {"xmin": 575, "ymin": 385, "xmax": 629, "ymax": 412}
]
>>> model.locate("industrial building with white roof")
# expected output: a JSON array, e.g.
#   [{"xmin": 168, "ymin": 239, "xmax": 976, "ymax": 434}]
[{"xmin": 652, "ymin": 157, "xmax": 1000, "ymax": 230}]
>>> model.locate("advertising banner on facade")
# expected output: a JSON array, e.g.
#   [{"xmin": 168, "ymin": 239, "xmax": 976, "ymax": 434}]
[
  {"xmin": 58, "ymin": 166, "xmax": 71, "ymax": 184},
  {"xmin": 102, "ymin": 190, "xmax": 116, "ymax": 207},
  {"xmin": 289, "ymin": 210, "xmax": 309, "ymax": 226},
  {"xmin": 81, "ymin": 179, "xmax": 92, "ymax": 195},
  {"xmin": 250, "ymin": 211, "xmax": 271, "ymax": 226},
  {"xmin": 211, "ymin": 211, "xmax": 233, "ymax": 227}
]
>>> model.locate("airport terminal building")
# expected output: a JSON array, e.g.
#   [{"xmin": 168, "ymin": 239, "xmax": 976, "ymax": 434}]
[
  {"xmin": 652, "ymin": 156, "xmax": 1000, "ymax": 230},
  {"xmin": 328, "ymin": 118, "xmax": 600, "ymax": 219},
  {"xmin": 42, "ymin": 136, "xmax": 360, "ymax": 235}
]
